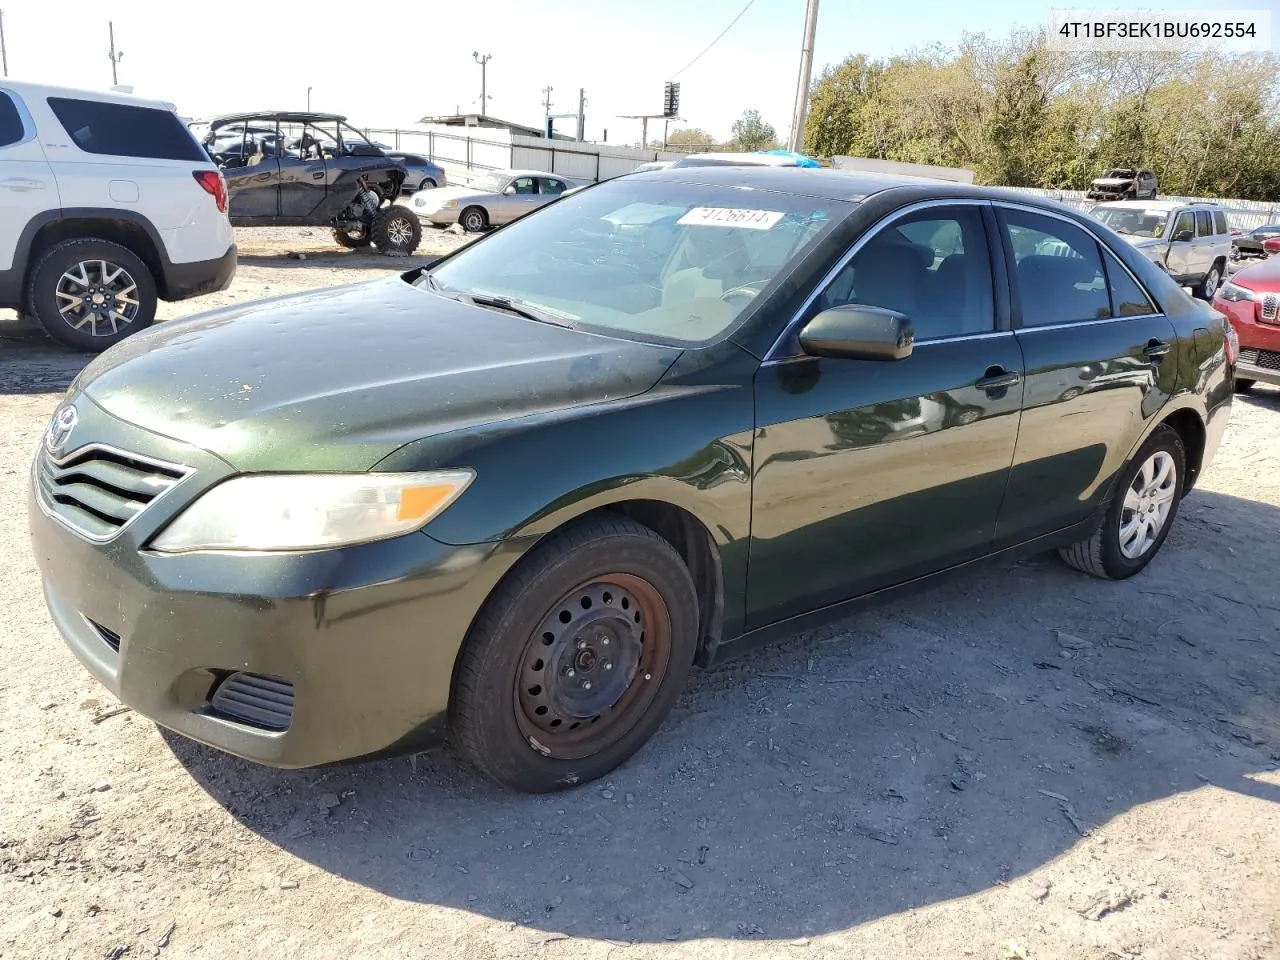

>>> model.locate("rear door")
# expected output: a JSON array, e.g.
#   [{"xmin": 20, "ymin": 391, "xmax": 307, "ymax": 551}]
[
  {"xmin": 992, "ymin": 205, "xmax": 1178, "ymax": 547},
  {"xmin": 277, "ymin": 122, "xmax": 328, "ymax": 220},
  {"xmin": 0, "ymin": 88, "xmax": 57, "ymax": 295},
  {"xmin": 748, "ymin": 201, "xmax": 1025, "ymax": 626}
]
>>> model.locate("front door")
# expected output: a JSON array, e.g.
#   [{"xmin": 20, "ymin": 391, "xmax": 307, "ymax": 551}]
[
  {"xmin": 1164, "ymin": 209, "xmax": 1198, "ymax": 283},
  {"xmin": 492, "ymin": 176, "xmax": 541, "ymax": 225},
  {"xmin": 748, "ymin": 202, "xmax": 1024, "ymax": 627},
  {"xmin": 0, "ymin": 89, "xmax": 57, "ymax": 281},
  {"xmin": 992, "ymin": 205, "xmax": 1178, "ymax": 546}
]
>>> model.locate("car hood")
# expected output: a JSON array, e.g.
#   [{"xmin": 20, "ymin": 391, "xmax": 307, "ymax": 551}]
[
  {"xmin": 411, "ymin": 185, "xmax": 493, "ymax": 209},
  {"xmin": 76, "ymin": 277, "xmax": 681, "ymax": 472},
  {"xmin": 1118, "ymin": 235, "xmax": 1165, "ymax": 250},
  {"xmin": 1092, "ymin": 178, "xmax": 1135, "ymax": 186}
]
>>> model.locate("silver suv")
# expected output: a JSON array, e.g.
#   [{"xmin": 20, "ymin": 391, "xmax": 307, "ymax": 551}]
[{"xmin": 1088, "ymin": 199, "xmax": 1231, "ymax": 300}]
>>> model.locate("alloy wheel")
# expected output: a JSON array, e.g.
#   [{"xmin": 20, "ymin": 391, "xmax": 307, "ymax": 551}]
[
  {"xmin": 1118, "ymin": 450, "xmax": 1177, "ymax": 559},
  {"xmin": 1204, "ymin": 267, "xmax": 1220, "ymax": 298},
  {"xmin": 55, "ymin": 260, "xmax": 140, "ymax": 337},
  {"xmin": 514, "ymin": 574, "xmax": 673, "ymax": 760},
  {"xmin": 385, "ymin": 215, "xmax": 414, "ymax": 247}
]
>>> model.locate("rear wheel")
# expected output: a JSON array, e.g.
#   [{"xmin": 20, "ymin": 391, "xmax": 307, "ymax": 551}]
[
  {"xmin": 1235, "ymin": 378, "xmax": 1256, "ymax": 393},
  {"xmin": 460, "ymin": 206, "xmax": 489, "ymax": 233},
  {"xmin": 27, "ymin": 238, "xmax": 156, "ymax": 352},
  {"xmin": 1058, "ymin": 424, "xmax": 1186, "ymax": 580},
  {"xmin": 450, "ymin": 517, "xmax": 698, "ymax": 792},
  {"xmin": 1195, "ymin": 262, "xmax": 1222, "ymax": 300},
  {"xmin": 332, "ymin": 226, "xmax": 372, "ymax": 249},
  {"xmin": 371, "ymin": 205, "xmax": 422, "ymax": 256},
  {"xmin": 419, "ymin": 178, "xmax": 437, "ymax": 191}
]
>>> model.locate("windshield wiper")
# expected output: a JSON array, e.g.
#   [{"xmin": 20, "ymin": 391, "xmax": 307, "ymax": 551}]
[{"xmin": 464, "ymin": 292, "xmax": 577, "ymax": 328}]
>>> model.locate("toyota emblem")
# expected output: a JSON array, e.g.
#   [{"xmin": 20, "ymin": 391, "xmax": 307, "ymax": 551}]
[{"xmin": 45, "ymin": 404, "xmax": 78, "ymax": 455}]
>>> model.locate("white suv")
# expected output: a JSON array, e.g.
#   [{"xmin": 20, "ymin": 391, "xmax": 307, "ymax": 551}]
[
  {"xmin": 1088, "ymin": 199, "xmax": 1231, "ymax": 301},
  {"xmin": 0, "ymin": 81, "xmax": 235, "ymax": 351}
]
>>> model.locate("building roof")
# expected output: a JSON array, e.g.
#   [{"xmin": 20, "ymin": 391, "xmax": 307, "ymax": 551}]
[{"xmin": 418, "ymin": 113, "xmax": 550, "ymax": 138}]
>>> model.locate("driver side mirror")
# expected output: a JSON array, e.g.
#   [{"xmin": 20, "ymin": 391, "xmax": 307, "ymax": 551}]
[
  {"xmin": 798, "ymin": 304, "xmax": 914, "ymax": 361},
  {"xmin": 1173, "ymin": 229, "xmax": 1194, "ymax": 242},
  {"xmin": 503, "ymin": 185, "xmax": 517, "ymax": 195}
]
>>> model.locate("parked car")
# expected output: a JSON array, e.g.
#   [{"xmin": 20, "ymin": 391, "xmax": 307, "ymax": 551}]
[
  {"xmin": 1230, "ymin": 223, "xmax": 1280, "ymax": 261},
  {"xmin": 30, "ymin": 167, "xmax": 1233, "ymax": 792},
  {"xmin": 1265, "ymin": 237, "xmax": 1280, "ymax": 256},
  {"xmin": 1, "ymin": 81, "xmax": 235, "ymax": 351},
  {"xmin": 410, "ymin": 168, "xmax": 575, "ymax": 232},
  {"xmin": 1088, "ymin": 199, "xmax": 1231, "ymax": 299},
  {"xmin": 1213, "ymin": 259, "xmax": 1280, "ymax": 391},
  {"xmin": 1087, "ymin": 167, "xmax": 1158, "ymax": 201},
  {"xmin": 193, "ymin": 111, "xmax": 421, "ymax": 256},
  {"xmin": 387, "ymin": 151, "xmax": 446, "ymax": 194}
]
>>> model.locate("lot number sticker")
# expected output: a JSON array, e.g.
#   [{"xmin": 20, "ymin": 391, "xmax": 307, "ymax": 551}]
[{"xmin": 677, "ymin": 207, "xmax": 786, "ymax": 230}]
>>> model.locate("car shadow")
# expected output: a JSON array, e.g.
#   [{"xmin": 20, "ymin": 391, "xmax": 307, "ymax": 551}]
[
  {"xmin": 233, "ymin": 251, "xmax": 448, "ymax": 271},
  {"xmin": 0, "ymin": 319, "xmax": 83, "ymax": 395},
  {"xmin": 165, "ymin": 487, "xmax": 1280, "ymax": 944}
]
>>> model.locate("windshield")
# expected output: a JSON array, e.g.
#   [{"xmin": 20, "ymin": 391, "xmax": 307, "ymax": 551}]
[
  {"xmin": 1089, "ymin": 206, "xmax": 1169, "ymax": 238},
  {"xmin": 467, "ymin": 171, "xmax": 508, "ymax": 193},
  {"xmin": 1102, "ymin": 169, "xmax": 1134, "ymax": 179},
  {"xmin": 426, "ymin": 180, "xmax": 846, "ymax": 346}
]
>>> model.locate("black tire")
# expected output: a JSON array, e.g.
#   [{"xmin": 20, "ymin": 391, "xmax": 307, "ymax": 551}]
[
  {"xmin": 1058, "ymin": 424, "xmax": 1186, "ymax": 580},
  {"xmin": 459, "ymin": 206, "xmax": 489, "ymax": 233},
  {"xmin": 450, "ymin": 516, "xmax": 699, "ymax": 792},
  {"xmin": 1195, "ymin": 261, "xmax": 1223, "ymax": 301},
  {"xmin": 27, "ymin": 238, "xmax": 156, "ymax": 352},
  {"xmin": 332, "ymin": 226, "xmax": 372, "ymax": 249},
  {"xmin": 371, "ymin": 205, "xmax": 422, "ymax": 256},
  {"xmin": 1235, "ymin": 378, "xmax": 1256, "ymax": 393}
]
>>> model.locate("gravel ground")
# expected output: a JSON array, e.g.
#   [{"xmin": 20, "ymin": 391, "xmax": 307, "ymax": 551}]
[{"xmin": 2, "ymin": 229, "xmax": 1279, "ymax": 960}]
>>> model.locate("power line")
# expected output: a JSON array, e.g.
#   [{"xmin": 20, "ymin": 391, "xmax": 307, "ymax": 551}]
[{"xmin": 669, "ymin": 0, "xmax": 756, "ymax": 80}]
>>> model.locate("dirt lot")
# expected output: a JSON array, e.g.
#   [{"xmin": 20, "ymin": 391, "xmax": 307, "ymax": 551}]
[{"xmin": 2, "ymin": 229, "xmax": 1279, "ymax": 960}]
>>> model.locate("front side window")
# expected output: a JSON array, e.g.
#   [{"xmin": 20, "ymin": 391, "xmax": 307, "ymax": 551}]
[
  {"xmin": 0, "ymin": 92, "xmax": 25, "ymax": 147},
  {"xmin": 816, "ymin": 206, "xmax": 995, "ymax": 340},
  {"xmin": 427, "ymin": 180, "xmax": 845, "ymax": 347},
  {"xmin": 1001, "ymin": 209, "xmax": 1109, "ymax": 327},
  {"xmin": 1172, "ymin": 211, "xmax": 1195, "ymax": 240},
  {"xmin": 511, "ymin": 177, "xmax": 537, "ymax": 195},
  {"xmin": 47, "ymin": 97, "xmax": 205, "ymax": 161}
]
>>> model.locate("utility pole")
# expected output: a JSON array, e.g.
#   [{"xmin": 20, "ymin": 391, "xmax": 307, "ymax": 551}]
[
  {"xmin": 472, "ymin": 51, "xmax": 491, "ymax": 116},
  {"xmin": 787, "ymin": 0, "xmax": 819, "ymax": 153},
  {"xmin": 541, "ymin": 85, "xmax": 553, "ymax": 116},
  {"xmin": 576, "ymin": 87, "xmax": 586, "ymax": 141},
  {"xmin": 0, "ymin": 10, "xmax": 8, "ymax": 78},
  {"xmin": 108, "ymin": 21, "xmax": 124, "ymax": 86}
]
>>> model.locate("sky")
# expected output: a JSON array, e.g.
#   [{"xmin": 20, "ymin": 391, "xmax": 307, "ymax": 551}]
[{"xmin": 0, "ymin": 0, "xmax": 1276, "ymax": 145}]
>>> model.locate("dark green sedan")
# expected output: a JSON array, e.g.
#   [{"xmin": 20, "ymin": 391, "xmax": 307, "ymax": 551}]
[{"xmin": 30, "ymin": 167, "xmax": 1235, "ymax": 792}]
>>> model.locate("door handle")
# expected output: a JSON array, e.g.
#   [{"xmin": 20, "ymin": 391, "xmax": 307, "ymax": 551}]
[
  {"xmin": 1144, "ymin": 339, "xmax": 1171, "ymax": 358},
  {"xmin": 0, "ymin": 177, "xmax": 45, "ymax": 191},
  {"xmin": 975, "ymin": 367, "xmax": 1021, "ymax": 392}
]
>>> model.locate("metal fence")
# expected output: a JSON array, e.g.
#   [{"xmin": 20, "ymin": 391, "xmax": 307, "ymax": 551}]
[{"xmin": 999, "ymin": 186, "xmax": 1280, "ymax": 232}]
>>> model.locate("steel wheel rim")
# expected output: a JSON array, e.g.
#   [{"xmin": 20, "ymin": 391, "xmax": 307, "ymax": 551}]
[
  {"xmin": 464, "ymin": 211, "xmax": 483, "ymax": 231},
  {"xmin": 514, "ymin": 573, "xmax": 672, "ymax": 761},
  {"xmin": 55, "ymin": 260, "xmax": 140, "ymax": 337},
  {"xmin": 386, "ymin": 215, "xmax": 414, "ymax": 246},
  {"xmin": 1119, "ymin": 450, "xmax": 1177, "ymax": 559}
]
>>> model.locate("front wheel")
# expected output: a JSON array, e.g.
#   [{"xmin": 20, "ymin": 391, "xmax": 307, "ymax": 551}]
[
  {"xmin": 1195, "ymin": 263, "xmax": 1222, "ymax": 300},
  {"xmin": 460, "ymin": 206, "xmax": 489, "ymax": 233},
  {"xmin": 1058, "ymin": 424, "xmax": 1186, "ymax": 580},
  {"xmin": 371, "ymin": 205, "xmax": 422, "ymax": 256},
  {"xmin": 450, "ymin": 517, "xmax": 699, "ymax": 792}
]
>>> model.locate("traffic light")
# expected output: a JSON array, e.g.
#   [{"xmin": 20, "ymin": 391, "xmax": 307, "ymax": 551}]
[{"xmin": 663, "ymin": 82, "xmax": 681, "ymax": 119}]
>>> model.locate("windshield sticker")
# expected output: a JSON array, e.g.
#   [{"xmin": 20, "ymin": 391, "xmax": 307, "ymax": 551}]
[{"xmin": 677, "ymin": 207, "xmax": 786, "ymax": 230}]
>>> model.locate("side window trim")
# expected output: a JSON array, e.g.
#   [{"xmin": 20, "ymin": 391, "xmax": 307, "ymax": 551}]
[
  {"xmin": 991, "ymin": 200, "xmax": 1164, "ymax": 328},
  {"xmin": 763, "ymin": 198, "xmax": 1001, "ymax": 360},
  {"xmin": 0, "ymin": 88, "xmax": 37, "ymax": 149}
]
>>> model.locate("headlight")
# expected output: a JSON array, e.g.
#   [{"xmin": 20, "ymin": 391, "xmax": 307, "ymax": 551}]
[
  {"xmin": 445, "ymin": 199, "xmax": 458, "ymax": 209},
  {"xmin": 151, "ymin": 470, "xmax": 474, "ymax": 553},
  {"xmin": 1218, "ymin": 281, "xmax": 1257, "ymax": 302}
]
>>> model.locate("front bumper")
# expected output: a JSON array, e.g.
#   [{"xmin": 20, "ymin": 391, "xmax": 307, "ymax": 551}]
[
  {"xmin": 28, "ymin": 401, "xmax": 522, "ymax": 768},
  {"xmin": 1215, "ymin": 295, "xmax": 1280, "ymax": 386}
]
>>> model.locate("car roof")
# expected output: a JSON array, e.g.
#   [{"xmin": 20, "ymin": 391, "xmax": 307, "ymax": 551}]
[
  {"xmin": 203, "ymin": 111, "xmax": 349, "ymax": 125},
  {"xmin": 1, "ymin": 78, "xmax": 176, "ymax": 112},
  {"xmin": 1090, "ymin": 199, "xmax": 1223, "ymax": 212}
]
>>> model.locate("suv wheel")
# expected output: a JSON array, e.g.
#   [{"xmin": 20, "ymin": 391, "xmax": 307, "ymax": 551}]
[
  {"xmin": 1195, "ymin": 262, "xmax": 1222, "ymax": 300},
  {"xmin": 371, "ymin": 205, "xmax": 422, "ymax": 256},
  {"xmin": 332, "ymin": 226, "xmax": 372, "ymax": 249},
  {"xmin": 27, "ymin": 238, "xmax": 157, "ymax": 352}
]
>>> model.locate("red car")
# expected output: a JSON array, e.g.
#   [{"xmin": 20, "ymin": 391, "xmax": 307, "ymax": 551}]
[{"xmin": 1214, "ymin": 258, "xmax": 1280, "ymax": 390}]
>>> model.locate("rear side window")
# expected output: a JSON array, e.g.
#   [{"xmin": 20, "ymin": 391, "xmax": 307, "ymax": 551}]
[
  {"xmin": 0, "ymin": 92, "xmax": 25, "ymax": 147},
  {"xmin": 1195, "ymin": 211, "xmax": 1213, "ymax": 237},
  {"xmin": 1212, "ymin": 210, "xmax": 1228, "ymax": 235},
  {"xmin": 1001, "ymin": 210, "xmax": 1109, "ymax": 326},
  {"xmin": 1102, "ymin": 249, "xmax": 1156, "ymax": 317},
  {"xmin": 46, "ymin": 97, "xmax": 205, "ymax": 161}
]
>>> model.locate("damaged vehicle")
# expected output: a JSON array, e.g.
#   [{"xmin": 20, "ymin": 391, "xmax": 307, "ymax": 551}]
[
  {"xmin": 1087, "ymin": 167, "xmax": 1158, "ymax": 202},
  {"xmin": 192, "ymin": 112, "xmax": 421, "ymax": 256}
]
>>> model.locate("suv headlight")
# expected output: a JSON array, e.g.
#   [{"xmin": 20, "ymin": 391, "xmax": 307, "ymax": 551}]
[
  {"xmin": 151, "ymin": 470, "xmax": 474, "ymax": 553},
  {"xmin": 1218, "ymin": 281, "xmax": 1257, "ymax": 302}
]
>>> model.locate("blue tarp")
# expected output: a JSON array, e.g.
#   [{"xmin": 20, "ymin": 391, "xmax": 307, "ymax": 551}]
[{"xmin": 756, "ymin": 149, "xmax": 821, "ymax": 168}]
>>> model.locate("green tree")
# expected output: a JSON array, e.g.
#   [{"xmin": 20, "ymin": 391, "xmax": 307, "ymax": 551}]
[
  {"xmin": 729, "ymin": 109, "xmax": 778, "ymax": 151},
  {"xmin": 664, "ymin": 127, "xmax": 717, "ymax": 153}
]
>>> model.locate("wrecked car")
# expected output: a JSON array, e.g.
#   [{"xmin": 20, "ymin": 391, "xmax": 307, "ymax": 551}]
[{"xmin": 1087, "ymin": 167, "xmax": 1158, "ymax": 202}]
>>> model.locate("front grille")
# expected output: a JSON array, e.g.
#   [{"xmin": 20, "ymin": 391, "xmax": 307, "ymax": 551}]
[
  {"xmin": 209, "ymin": 672, "xmax": 294, "ymax": 731},
  {"xmin": 84, "ymin": 618, "xmax": 121, "ymax": 652},
  {"xmin": 1261, "ymin": 294, "xmax": 1278, "ymax": 322},
  {"xmin": 37, "ymin": 445, "xmax": 190, "ymax": 541},
  {"xmin": 1241, "ymin": 347, "xmax": 1280, "ymax": 371}
]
